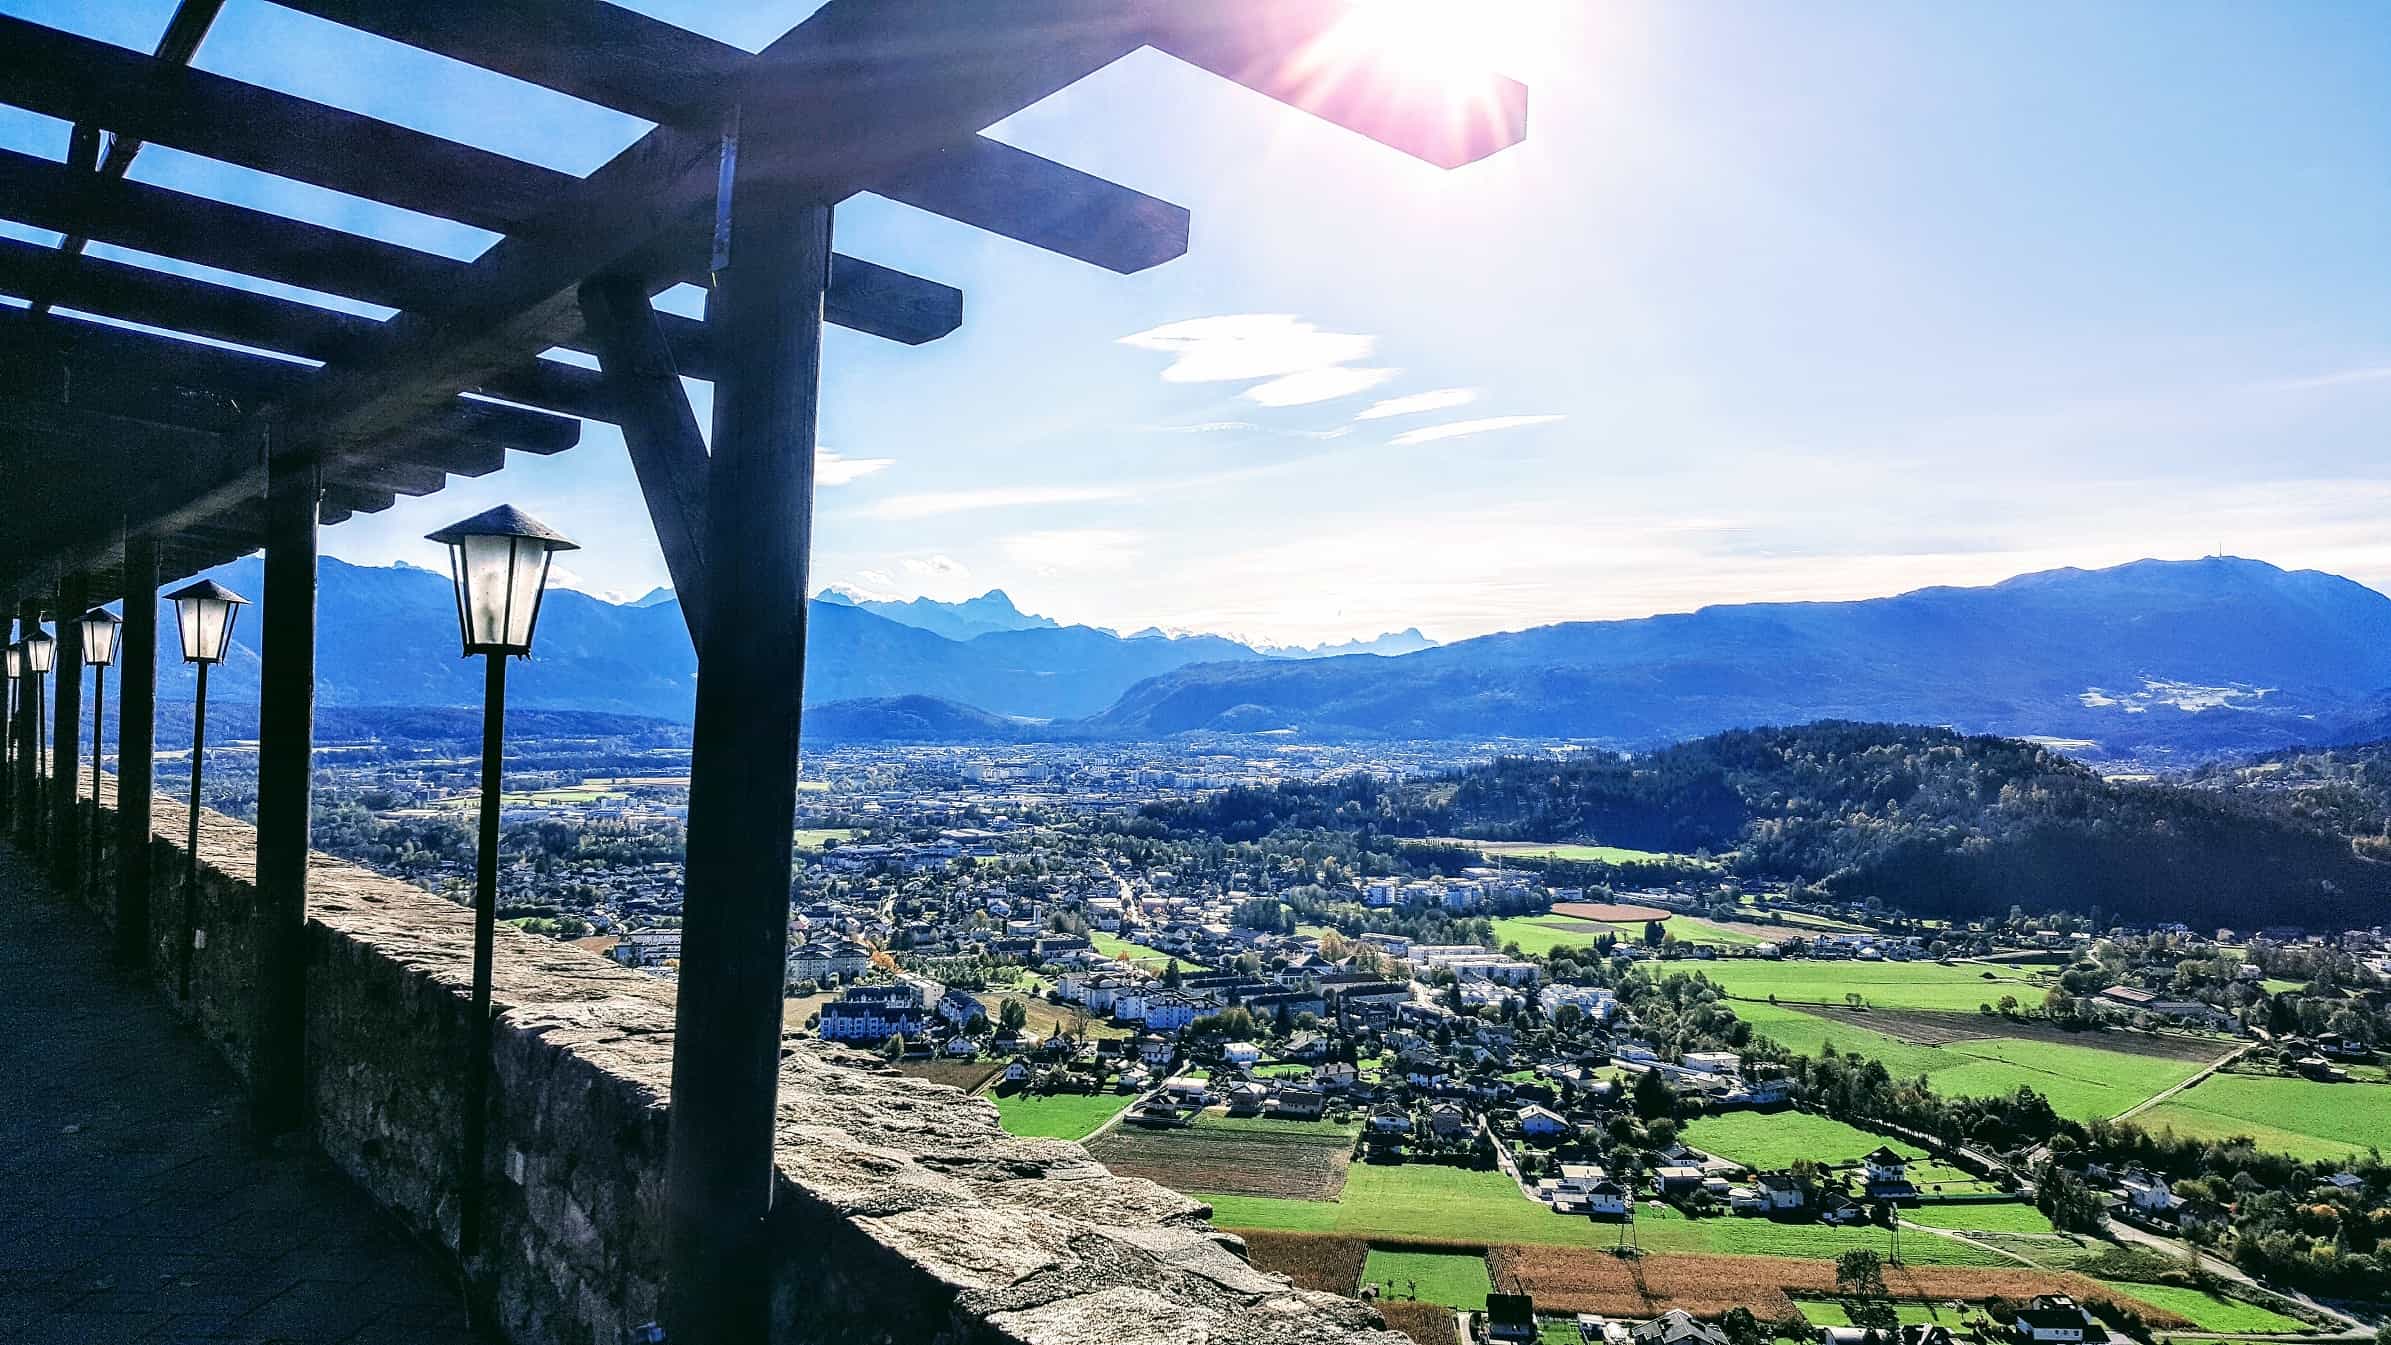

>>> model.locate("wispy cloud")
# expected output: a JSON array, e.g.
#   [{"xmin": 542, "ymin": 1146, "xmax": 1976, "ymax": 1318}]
[
  {"xmin": 1141, "ymin": 420, "xmax": 1263, "ymax": 434},
  {"xmin": 863, "ymin": 484, "xmax": 1136, "ymax": 521},
  {"xmin": 1121, "ymin": 313, "xmax": 1394, "ymax": 408},
  {"xmin": 2258, "ymin": 364, "xmax": 2391, "ymax": 393},
  {"xmin": 1390, "ymin": 414, "xmax": 1565, "ymax": 446},
  {"xmin": 1001, "ymin": 529, "xmax": 1142, "ymax": 576},
  {"xmin": 902, "ymin": 554, "xmax": 970, "ymax": 581},
  {"xmin": 1119, "ymin": 314, "xmax": 1374, "ymax": 382},
  {"xmin": 1356, "ymin": 387, "xmax": 1480, "ymax": 420},
  {"xmin": 817, "ymin": 447, "xmax": 894, "ymax": 486},
  {"xmin": 1245, "ymin": 366, "xmax": 1399, "ymax": 407}
]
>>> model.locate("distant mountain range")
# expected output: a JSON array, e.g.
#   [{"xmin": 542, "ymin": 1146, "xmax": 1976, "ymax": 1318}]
[
  {"xmin": 127, "ymin": 555, "xmax": 2391, "ymax": 760},
  {"xmin": 1091, "ymin": 557, "xmax": 2391, "ymax": 759}
]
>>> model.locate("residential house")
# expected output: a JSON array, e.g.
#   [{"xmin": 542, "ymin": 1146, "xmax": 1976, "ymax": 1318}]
[
  {"xmin": 1629, "ymin": 1310, "xmax": 1728, "ymax": 1345},
  {"xmin": 1367, "ymin": 1104, "xmax": 1413, "ymax": 1137},
  {"xmin": 1862, "ymin": 1146, "xmax": 1918, "ymax": 1200},
  {"xmin": 1425, "ymin": 1101, "xmax": 1473, "ymax": 1141},
  {"xmin": 1755, "ymin": 1170, "xmax": 1808, "ymax": 1212},
  {"xmin": 2119, "ymin": 1169, "xmax": 2180, "ymax": 1216},
  {"xmin": 1265, "ymin": 1085, "xmax": 1326, "ymax": 1120},
  {"xmin": 2012, "ymin": 1296, "xmax": 2107, "ymax": 1345},
  {"xmin": 1486, "ymin": 1294, "xmax": 1539, "ymax": 1345},
  {"xmin": 1516, "ymin": 1104, "xmax": 1571, "ymax": 1138}
]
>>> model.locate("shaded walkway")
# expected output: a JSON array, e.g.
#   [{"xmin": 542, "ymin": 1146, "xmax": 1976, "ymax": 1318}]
[{"xmin": 0, "ymin": 844, "xmax": 486, "ymax": 1345}]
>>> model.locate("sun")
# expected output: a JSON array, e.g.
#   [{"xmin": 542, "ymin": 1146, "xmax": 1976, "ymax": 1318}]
[
  {"xmin": 1275, "ymin": 0, "xmax": 1538, "ymax": 168},
  {"xmin": 1316, "ymin": 0, "xmax": 1530, "ymax": 82}
]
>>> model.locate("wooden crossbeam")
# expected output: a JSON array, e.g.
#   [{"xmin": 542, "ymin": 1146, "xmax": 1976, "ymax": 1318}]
[
  {"xmin": 271, "ymin": 0, "xmax": 1191, "ymax": 274},
  {"xmin": 0, "ymin": 147, "xmax": 953, "ymax": 353},
  {"xmin": 577, "ymin": 275, "xmax": 710, "ymax": 646},
  {"xmin": 0, "ymin": 307, "xmax": 581, "ymax": 456},
  {"xmin": 0, "ymin": 29, "xmax": 962, "ymax": 344},
  {"xmin": 0, "ymin": 233, "xmax": 616, "ymax": 423},
  {"xmin": 248, "ymin": 2, "xmax": 1157, "ymax": 474}
]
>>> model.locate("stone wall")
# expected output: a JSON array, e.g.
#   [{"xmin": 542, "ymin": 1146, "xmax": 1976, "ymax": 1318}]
[{"xmin": 52, "ymin": 782, "xmax": 1404, "ymax": 1345}]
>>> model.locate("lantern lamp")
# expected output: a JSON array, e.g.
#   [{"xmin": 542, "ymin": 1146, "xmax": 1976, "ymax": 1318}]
[
  {"xmin": 22, "ymin": 625, "xmax": 54, "ymax": 674},
  {"xmin": 160, "ymin": 581, "xmax": 245, "ymax": 1000},
  {"xmin": 426, "ymin": 505, "xmax": 579, "ymax": 657},
  {"xmin": 4, "ymin": 644, "xmax": 19, "ymax": 679},
  {"xmin": 78, "ymin": 608, "xmax": 121, "ymax": 898},
  {"xmin": 79, "ymin": 607, "xmax": 121, "ymax": 668},
  {"xmin": 165, "ymin": 579, "xmax": 247, "ymax": 666},
  {"xmin": 425, "ymin": 504, "xmax": 578, "ymax": 1260}
]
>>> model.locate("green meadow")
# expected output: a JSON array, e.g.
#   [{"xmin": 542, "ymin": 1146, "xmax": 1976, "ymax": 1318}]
[
  {"xmin": 1689, "ymin": 958, "xmax": 2049, "ymax": 1013},
  {"xmin": 2133, "ymin": 1074, "xmax": 2391, "ymax": 1161},
  {"xmin": 1730, "ymin": 1000, "xmax": 2214, "ymax": 1122},
  {"xmin": 989, "ymin": 1091, "xmax": 1131, "ymax": 1141},
  {"xmin": 1363, "ymin": 1249, "xmax": 1492, "ymax": 1308},
  {"xmin": 1681, "ymin": 1110, "xmax": 1919, "ymax": 1170}
]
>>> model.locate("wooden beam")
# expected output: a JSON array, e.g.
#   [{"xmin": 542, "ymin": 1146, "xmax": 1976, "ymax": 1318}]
[
  {"xmin": 49, "ymin": 569, "xmax": 85, "ymax": 891},
  {"xmin": 662, "ymin": 165, "xmax": 829, "ymax": 1345},
  {"xmin": 1146, "ymin": 0, "xmax": 1529, "ymax": 170},
  {"xmin": 252, "ymin": 0, "xmax": 1141, "ymax": 488},
  {"xmin": 0, "ymin": 146, "xmax": 957, "ymax": 354},
  {"xmin": 272, "ymin": 0, "xmax": 1190, "ymax": 273},
  {"xmin": 115, "ymin": 532, "xmax": 159, "ymax": 972},
  {"xmin": 577, "ymin": 275, "xmax": 708, "ymax": 646},
  {"xmin": 0, "ymin": 307, "xmax": 583, "ymax": 456},
  {"xmin": 0, "ymin": 234, "xmax": 619, "ymax": 423},
  {"xmin": 250, "ymin": 450, "xmax": 317, "ymax": 1139}
]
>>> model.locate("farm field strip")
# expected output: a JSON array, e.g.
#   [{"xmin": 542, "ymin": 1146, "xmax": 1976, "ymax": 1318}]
[
  {"xmin": 2130, "ymin": 1073, "xmax": 2391, "ymax": 1160},
  {"xmin": 1680, "ymin": 1110, "xmax": 1923, "ymax": 1170},
  {"xmin": 1730, "ymin": 1000, "xmax": 2215, "ymax": 1122},
  {"xmin": 1204, "ymin": 1164, "xmax": 2002, "ymax": 1263},
  {"xmin": 1479, "ymin": 1248, "xmax": 2195, "ymax": 1326},
  {"xmin": 2094, "ymin": 1281, "xmax": 2306, "ymax": 1333},
  {"xmin": 1088, "ymin": 1117, "xmax": 1356, "ymax": 1200}
]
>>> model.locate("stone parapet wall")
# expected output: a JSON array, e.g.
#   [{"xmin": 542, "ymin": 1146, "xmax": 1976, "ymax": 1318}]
[{"xmin": 47, "ymin": 780, "xmax": 1401, "ymax": 1345}]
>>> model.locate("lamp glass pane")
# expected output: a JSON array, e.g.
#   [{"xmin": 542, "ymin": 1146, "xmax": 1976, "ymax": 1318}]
[
  {"xmin": 23, "ymin": 632, "xmax": 53, "ymax": 673},
  {"xmin": 176, "ymin": 597, "xmax": 236, "ymax": 664},
  {"xmin": 3, "ymin": 646, "xmax": 18, "ymax": 678},
  {"xmin": 80, "ymin": 614, "xmax": 120, "ymax": 667}
]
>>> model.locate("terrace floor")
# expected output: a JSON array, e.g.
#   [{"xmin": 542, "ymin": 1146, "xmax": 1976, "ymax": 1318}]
[{"xmin": 0, "ymin": 842, "xmax": 487, "ymax": 1345}]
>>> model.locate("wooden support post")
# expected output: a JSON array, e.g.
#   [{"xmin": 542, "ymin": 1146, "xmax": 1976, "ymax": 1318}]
[
  {"xmin": 251, "ymin": 450, "xmax": 319, "ymax": 1138},
  {"xmin": 12, "ymin": 597, "xmax": 38, "ymax": 846},
  {"xmin": 1, "ymin": 585, "xmax": 13, "ymax": 838},
  {"xmin": 115, "ymin": 534, "xmax": 158, "ymax": 971},
  {"xmin": 660, "ymin": 167, "xmax": 830, "ymax": 1344},
  {"xmin": 50, "ymin": 572, "xmax": 86, "ymax": 890},
  {"xmin": 577, "ymin": 274, "xmax": 711, "ymax": 645}
]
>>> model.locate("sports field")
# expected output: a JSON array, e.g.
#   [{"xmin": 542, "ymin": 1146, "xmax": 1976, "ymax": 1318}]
[
  {"xmin": 989, "ymin": 1090, "xmax": 1130, "ymax": 1140},
  {"xmin": 1437, "ymin": 838, "xmax": 1689, "ymax": 865},
  {"xmin": 2132, "ymin": 1075, "xmax": 2391, "ymax": 1161},
  {"xmin": 1364, "ymin": 1249, "xmax": 1492, "ymax": 1309},
  {"xmin": 1202, "ymin": 1164, "xmax": 2000, "ymax": 1264},
  {"xmin": 1731, "ymin": 999, "xmax": 2220, "ymax": 1122}
]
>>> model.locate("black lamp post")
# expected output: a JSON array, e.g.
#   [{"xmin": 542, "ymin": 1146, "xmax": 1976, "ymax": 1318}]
[
  {"xmin": 426, "ymin": 504, "xmax": 577, "ymax": 1259},
  {"xmin": 79, "ymin": 607, "xmax": 121, "ymax": 899},
  {"xmin": 164, "ymin": 579, "xmax": 246, "ymax": 1000},
  {"xmin": 2, "ymin": 642, "xmax": 18, "ymax": 832},
  {"xmin": 23, "ymin": 624, "xmax": 54, "ymax": 820}
]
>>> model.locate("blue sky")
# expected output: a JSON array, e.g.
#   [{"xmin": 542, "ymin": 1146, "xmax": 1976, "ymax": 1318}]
[{"xmin": 5, "ymin": 1, "xmax": 2389, "ymax": 644}]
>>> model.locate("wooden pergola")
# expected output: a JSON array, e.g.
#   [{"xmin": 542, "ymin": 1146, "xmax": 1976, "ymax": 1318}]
[{"xmin": 0, "ymin": 2, "xmax": 1524, "ymax": 1338}]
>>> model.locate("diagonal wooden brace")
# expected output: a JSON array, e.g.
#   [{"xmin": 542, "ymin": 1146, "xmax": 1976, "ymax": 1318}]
[{"xmin": 577, "ymin": 274, "xmax": 711, "ymax": 646}]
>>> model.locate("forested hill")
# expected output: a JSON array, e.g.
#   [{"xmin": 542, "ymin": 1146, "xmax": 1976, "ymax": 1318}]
[{"xmin": 1150, "ymin": 722, "xmax": 2391, "ymax": 929}]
